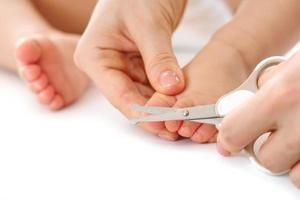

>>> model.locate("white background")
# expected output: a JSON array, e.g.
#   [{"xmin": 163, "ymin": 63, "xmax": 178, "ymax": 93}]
[
  {"xmin": 0, "ymin": 71, "xmax": 299, "ymax": 200},
  {"xmin": 1, "ymin": 0, "xmax": 299, "ymax": 199}
]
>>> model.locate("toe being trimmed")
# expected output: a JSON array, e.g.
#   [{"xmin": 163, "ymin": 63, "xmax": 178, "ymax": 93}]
[
  {"xmin": 191, "ymin": 125, "xmax": 218, "ymax": 143},
  {"xmin": 178, "ymin": 121, "xmax": 201, "ymax": 138},
  {"xmin": 165, "ymin": 98, "xmax": 195, "ymax": 134},
  {"xmin": 178, "ymin": 126, "xmax": 193, "ymax": 138},
  {"xmin": 158, "ymin": 131, "xmax": 179, "ymax": 141},
  {"xmin": 165, "ymin": 120, "xmax": 182, "ymax": 133}
]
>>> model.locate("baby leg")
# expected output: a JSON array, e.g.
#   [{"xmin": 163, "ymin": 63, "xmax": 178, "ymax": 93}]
[{"xmin": 31, "ymin": 0, "xmax": 97, "ymax": 34}]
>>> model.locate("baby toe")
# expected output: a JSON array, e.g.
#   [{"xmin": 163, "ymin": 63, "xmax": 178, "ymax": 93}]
[
  {"xmin": 191, "ymin": 124, "xmax": 218, "ymax": 143},
  {"xmin": 178, "ymin": 121, "xmax": 201, "ymax": 138},
  {"xmin": 165, "ymin": 98, "xmax": 194, "ymax": 133},
  {"xmin": 38, "ymin": 85, "xmax": 55, "ymax": 104},
  {"xmin": 158, "ymin": 130, "xmax": 180, "ymax": 141},
  {"xmin": 15, "ymin": 37, "xmax": 41, "ymax": 64},
  {"xmin": 49, "ymin": 94, "xmax": 65, "ymax": 110},
  {"xmin": 19, "ymin": 64, "xmax": 42, "ymax": 82},
  {"xmin": 165, "ymin": 120, "xmax": 182, "ymax": 133},
  {"xmin": 141, "ymin": 92, "xmax": 177, "ymax": 135},
  {"xmin": 30, "ymin": 73, "xmax": 48, "ymax": 93}
]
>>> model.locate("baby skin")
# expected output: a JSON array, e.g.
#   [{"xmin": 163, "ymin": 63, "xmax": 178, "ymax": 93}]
[
  {"xmin": 145, "ymin": 40, "xmax": 250, "ymax": 143},
  {"xmin": 143, "ymin": 0, "xmax": 300, "ymax": 143},
  {"xmin": 15, "ymin": 34, "xmax": 89, "ymax": 110},
  {"xmin": 75, "ymin": 0, "xmax": 300, "ymax": 142},
  {"xmin": 0, "ymin": 0, "xmax": 96, "ymax": 110}
]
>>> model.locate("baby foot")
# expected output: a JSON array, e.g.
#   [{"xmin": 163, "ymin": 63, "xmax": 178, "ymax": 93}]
[
  {"xmin": 146, "ymin": 41, "xmax": 250, "ymax": 143},
  {"xmin": 15, "ymin": 33, "xmax": 90, "ymax": 110}
]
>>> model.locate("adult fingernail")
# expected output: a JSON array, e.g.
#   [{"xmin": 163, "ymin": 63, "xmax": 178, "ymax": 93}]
[
  {"xmin": 217, "ymin": 143, "xmax": 231, "ymax": 157},
  {"xmin": 159, "ymin": 70, "xmax": 180, "ymax": 88}
]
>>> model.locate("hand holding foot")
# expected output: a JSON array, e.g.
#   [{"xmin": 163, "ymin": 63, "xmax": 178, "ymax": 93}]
[
  {"xmin": 75, "ymin": 0, "xmax": 187, "ymax": 139},
  {"xmin": 147, "ymin": 40, "xmax": 251, "ymax": 143},
  {"xmin": 143, "ymin": 0, "xmax": 300, "ymax": 142}
]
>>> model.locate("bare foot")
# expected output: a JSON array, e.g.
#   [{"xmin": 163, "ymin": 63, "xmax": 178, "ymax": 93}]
[
  {"xmin": 146, "ymin": 41, "xmax": 250, "ymax": 143},
  {"xmin": 15, "ymin": 33, "xmax": 90, "ymax": 110}
]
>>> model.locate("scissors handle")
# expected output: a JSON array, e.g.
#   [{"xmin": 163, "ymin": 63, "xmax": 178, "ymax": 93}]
[
  {"xmin": 236, "ymin": 56, "xmax": 286, "ymax": 92},
  {"xmin": 216, "ymin": 56, "xmax": 288, "ymax": 176},
  {"xmin": 216, "ymin": 56, "xmax": 286, "ymax": 117}
]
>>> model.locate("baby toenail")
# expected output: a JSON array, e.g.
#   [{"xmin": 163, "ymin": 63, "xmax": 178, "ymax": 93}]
[
  {"xmin": 159, "ymin": 133, "xmax": 176, "ymax": 141},
  {"xmin": 159, "ymin": 70, "xmax": 180, "ymax": 88},
  {"xmin": 179, "ymin": 126, "xmax": 191, "ymax": 137}
]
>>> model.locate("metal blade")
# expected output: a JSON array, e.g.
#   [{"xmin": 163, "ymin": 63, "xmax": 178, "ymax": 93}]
[
  {"xmin": 130, "ymin": 111, "xmax": 187, "ymax": 125},
  {"xmin": 190, "ymin": 117, "xmax": 223, "ymax": 125},
  {"xmin": 184, "ymin": 104, "xmax": 218, "ymax": 119},
  {"xmin": 130, "ymin": 104, "xmax": 218, "ymax": 125},
  {"xmin": 132, "ymin": 104, "xmax": 175, "ymax": 114}
]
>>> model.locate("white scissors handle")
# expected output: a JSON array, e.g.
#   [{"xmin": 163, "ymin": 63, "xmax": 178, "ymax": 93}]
[
  {"xmin": 131, "ymin": 56, "xmax": 288, "ymax": 176},
  {"xmin": 216, "ymin": 56, "xmax": 288, "ymax": 176},
  {"xmin": 216, "ymin": 56, "xmax": 286, "ymax": 117}
]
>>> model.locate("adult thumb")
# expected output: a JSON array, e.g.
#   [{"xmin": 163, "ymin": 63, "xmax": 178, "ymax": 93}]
[{"xmin": 135, "ymin": 29, "xmax": 185, "ymax": 95}]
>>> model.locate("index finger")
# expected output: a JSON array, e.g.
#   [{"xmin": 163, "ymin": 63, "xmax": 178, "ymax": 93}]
[
  {"xmin": 75, "ymin": 46, "xmax": 179, "ymax": 139},
  {"xmin": 76, "ymin": 46, "xmax": 148, "ymax": 117}
]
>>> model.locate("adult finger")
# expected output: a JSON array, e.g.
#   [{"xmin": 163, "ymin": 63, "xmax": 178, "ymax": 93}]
[
  {"xmin": 217, "ymin": 85, "xmax": 276, "ymax": 154},
  {"xmin": 133, "ymin": 27, "xmax": 185, "ymax": 95},
  {"xmin": 257, "ymin": 128, "xmax": 300, "ymax": 174},
  {"xmin": 75, "ymin": 45, "xmax": 147, "ymax": 118},
  {"xmin": 290, "ymin": 161, "xmax": 300, "ymax": 188}
]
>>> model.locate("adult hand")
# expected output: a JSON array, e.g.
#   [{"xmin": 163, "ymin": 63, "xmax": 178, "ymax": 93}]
[
  {"xmin": 74, "ymin": 0, "xmax": 186, "ymax": 112},
  {"xmin": 74, "ymin": 0, "xmax": 186, "ymax": 139},
  {"xmin": 217, "ymin": 52, "xmax": 300, "ymax": 188}
]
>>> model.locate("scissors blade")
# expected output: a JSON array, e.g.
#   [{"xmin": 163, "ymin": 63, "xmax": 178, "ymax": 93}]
[
  {"xmin": 132, "ymin": 104, "xmax": 174, "ymax": 114},
  {"xmin": 190, "ymin": 117, "xmax": 223, "ymax": 125},
  {"xmin": 131, "ymin": 104, "xmax": 218, "ymax": 125}
]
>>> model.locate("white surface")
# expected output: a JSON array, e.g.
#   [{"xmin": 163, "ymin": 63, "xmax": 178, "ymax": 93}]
[
  {"xmin": 1, "ymin": 0, "xmax": 299, "ymax": 199},
  {"xmin": 0, "ymin": 71, "xmax": 299, "ymax": 200}
]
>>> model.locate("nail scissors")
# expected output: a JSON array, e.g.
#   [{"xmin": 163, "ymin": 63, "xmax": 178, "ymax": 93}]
[{"xmin": 131, "ymin": 56, "xmax": 289, "ymax": 176}]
